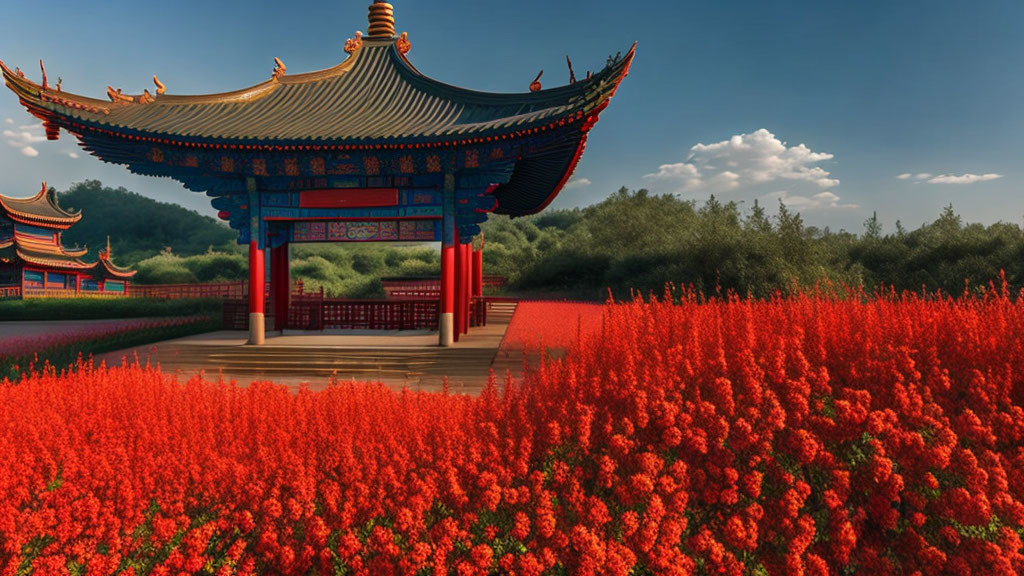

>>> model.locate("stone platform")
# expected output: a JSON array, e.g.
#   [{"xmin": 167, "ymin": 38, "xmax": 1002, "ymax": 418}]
[{"xmin": 96, "ymin": 304, "xmax": 520, "ymax": 394}]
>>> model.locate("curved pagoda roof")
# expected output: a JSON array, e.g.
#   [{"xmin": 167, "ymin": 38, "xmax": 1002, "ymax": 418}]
[
  {"xmin": 0, "ymin": 182, "xmax": 82, "ymax": 229},
  {"xmin": 96, "ymin": 237, "xmax": 136, "ymax": 279},
  {"xmin": 0, "ymin": 241, "xmax": 94, "ymax": 271},
  {"xmin": 0, "ymin": 237, "xmax": 136, "ymax": 278},
  {"xmin": 0, "ymin": 231, "xmax": 93, "ymax": 271},
  {"xmin": 0, "ymin": 2, "xmax": 634, "ymax": 217}
]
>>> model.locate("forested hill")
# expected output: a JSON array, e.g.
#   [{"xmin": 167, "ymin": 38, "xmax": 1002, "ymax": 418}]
[
  {"xmin": 42, "ymin": 180, "xmax": 1024, "ymax": 299},
  {"xmin": 57, "ymin": 180, "xmax": 236, "ymax": 264}
]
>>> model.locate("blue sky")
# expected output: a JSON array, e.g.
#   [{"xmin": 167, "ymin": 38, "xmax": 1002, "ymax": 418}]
[{"xmin": 1, "ymin": 0, "xmax": 1021, "ymax": 233}]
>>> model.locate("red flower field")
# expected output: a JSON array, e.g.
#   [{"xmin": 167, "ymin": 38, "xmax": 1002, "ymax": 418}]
[
  {"xmin": 501, "ymin": 301, "xmax": 604, "ymax": 351},
  {"xmin": 3, "ymin": 287, "xmax": 1024, "ymax": 575}
]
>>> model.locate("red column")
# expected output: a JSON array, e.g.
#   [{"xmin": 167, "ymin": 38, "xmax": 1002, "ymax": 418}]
[
  {"xmin": 441, "ymin": 243, "xmax": 455, "ymax": 346},
  {"xmin": 462, "ymin": 243, "xmax": 472, "ymax": 334},
  {"xmin": 271, "ymin": 244, "xmax": 290, "ymax": 331},
  {"xmin": 248, "ymin": 241, "xmax": 266, "ymax": 345},
  {"xmin": 453, "ymin": 233, "xmax": 463, "ymax": 343},
  {"xmin": 440, "ymin": 171, "xmax": 456, "ymax": 347},
  {"xmin": 471, "ymin": 247, "xmax": 483, "ymax": 327},
  {"xmin": 473, "ymin": 249, "xmax": 483, "ymax": 298}
]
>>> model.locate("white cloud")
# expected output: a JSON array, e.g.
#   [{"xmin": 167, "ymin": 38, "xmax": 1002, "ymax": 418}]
[
  {"xmin": 644, "ymin": 129, "xmax": 839, "ymax": 193},
  {"xmin": 644, "ymin": 129, "xmax": 854, "ymax": 209},
  {"xmin": 762, "ymin": 190, "xmax": 858, "ymax": 211},
  {"xmin": 4, "ymin": 122, "xmax": 46, "ymax": 157},
  {"xmin": 898, "ymin": 172, "xmax": 1003, "ymax": 184},
  {"xmin": 646, "ymin": 162, "xmax": 700, "ymax": 187},
  {"xmin": 3, "ymin": 118, "xmax": 13, "ymax": 125},
  {"xmin": 67, "ymin": 151, "xmax": 79, "ymax": 159},
  {"xmin": 927, "ymin": 173, "xmax": 1003, "ymax": 185},
  {"xmin": 563, "ymin": 177, "xmax": 592, "ymax": 190}
]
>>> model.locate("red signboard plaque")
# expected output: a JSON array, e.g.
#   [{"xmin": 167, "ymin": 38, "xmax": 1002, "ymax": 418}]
[{"xmin": 299, "ymin": 188, "xmax": 399, "ymax": 208}]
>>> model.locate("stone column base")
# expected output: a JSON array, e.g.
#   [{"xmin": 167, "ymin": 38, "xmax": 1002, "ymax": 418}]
[
  {"xmin": 439, "ymin": 312, "xmax": 454, "ymax": 347},
  {"xmin": 248, "ymin": 313, "xmax": 265, "ymax": 346}
]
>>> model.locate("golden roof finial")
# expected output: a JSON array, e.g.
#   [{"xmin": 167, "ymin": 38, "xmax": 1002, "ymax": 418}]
[
  {"xmin": 153, "ymin": 76, "xmax": 166, "ymax": 95},
  {"xmin": 105, "ymin": 235, "xmax": 111, "ymax": 259},
  {"xmin": 367, "ymin": 1, "xmax": 396, "ymax": 38}
]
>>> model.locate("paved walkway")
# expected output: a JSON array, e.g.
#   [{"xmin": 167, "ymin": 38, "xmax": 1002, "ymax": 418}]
[
  {"xmin": 96, "ymin": 305, "xmax": 520, "ymax": 394},
  {"xmin": 0, "ymin": 318, "xmax": 167, "ymax": 339}
]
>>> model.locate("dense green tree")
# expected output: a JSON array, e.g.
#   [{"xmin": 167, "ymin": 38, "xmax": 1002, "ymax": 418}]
[{"xmin": 58, "ymin": 180, "xmax": 236, "ymax": 263}]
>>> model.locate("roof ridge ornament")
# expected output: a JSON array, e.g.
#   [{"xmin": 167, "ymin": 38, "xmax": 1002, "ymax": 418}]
[
  {"xmin": 107, "ymin": 86, "xmax": 135, "ymax": 104},
  {"xmin": 105, "ymin": 76, "xmax": 167, "ymax": 104},
  {"xmin": 345, "ymin": 31, "xmax": 364, "ymax": 54},
  {"xmin": 396, "ymin": 31, "xmax": 411, "ymax": 55},
  {"xmin": 272, "ymin": 57, "xmax": 287, "ymax": 81},
  {"xmin": 366, "ymin": 1, "xmax": 396, "ymax": 38},
  {"xmin": 530, "ymin": 70, "xmax": 543, "ymax": 92}
]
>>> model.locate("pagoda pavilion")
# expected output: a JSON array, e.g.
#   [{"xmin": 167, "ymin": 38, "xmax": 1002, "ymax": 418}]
[
  {"xmin": 0, "ymin": 182, "xmax": 136, "ymax": 297},
  {"xmin": 1, "ymin": 1, "xmax": 633, "ymax": 345}
]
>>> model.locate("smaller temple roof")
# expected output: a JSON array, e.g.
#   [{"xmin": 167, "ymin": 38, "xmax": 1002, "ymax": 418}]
[
  {"xmin": 0, "ymin": 182, "xmax": 82, "ymax": 228},
  {"xmin": 96, "ymin": 236, "xmax": 136, "ymax": 278},
  {"xmin": 0, "ymin": 187, "xmax": 135, "ymax": 277}
]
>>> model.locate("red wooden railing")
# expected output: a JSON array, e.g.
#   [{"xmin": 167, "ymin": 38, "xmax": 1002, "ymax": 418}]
[
  {"xmin": 381, "ymin": 276, "xmax": 505, "ymax": 299},
  {"xmin": 131, "ymin": 281, "xmax": 247, "ymax": 300},
  {"xmin": 0, "ymin": 286, "xmax": 22, "ymax": 299},
  {"xmin": 223, "ymin": 295, "xmax": 487, "ymax": 332},
  {"xmin": 321, "ymin": 300, "xmax": 440, "ymax": 331},
  {"xmin": 21, "ymin": 288, "xmax": 126, "ymax": 299},
  {"xmin": 130, "ymin": 279, "xmax": 315, "ymax": 300},
  {"xmin": 225, "ymin": 297, "xmax": 445, "ymax": 332}
]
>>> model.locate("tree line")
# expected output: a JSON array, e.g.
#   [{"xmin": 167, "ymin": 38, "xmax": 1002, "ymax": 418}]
[
  {"xmin": 52, "ymin": 181, "xmax": 1024, "ymax": 299},
  {"xmin": 482, "ymin": 188, "xmax": 1024, "ymax": 299}
]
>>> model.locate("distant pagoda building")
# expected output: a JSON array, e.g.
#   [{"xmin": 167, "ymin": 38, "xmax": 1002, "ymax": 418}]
[
  {"xmin": 0, "ymin": 182, "xmax": 136, "ymax": 297},
  {"xmin": 1, "ymin": 1, "xmax": 632, "ymax": 343}
]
